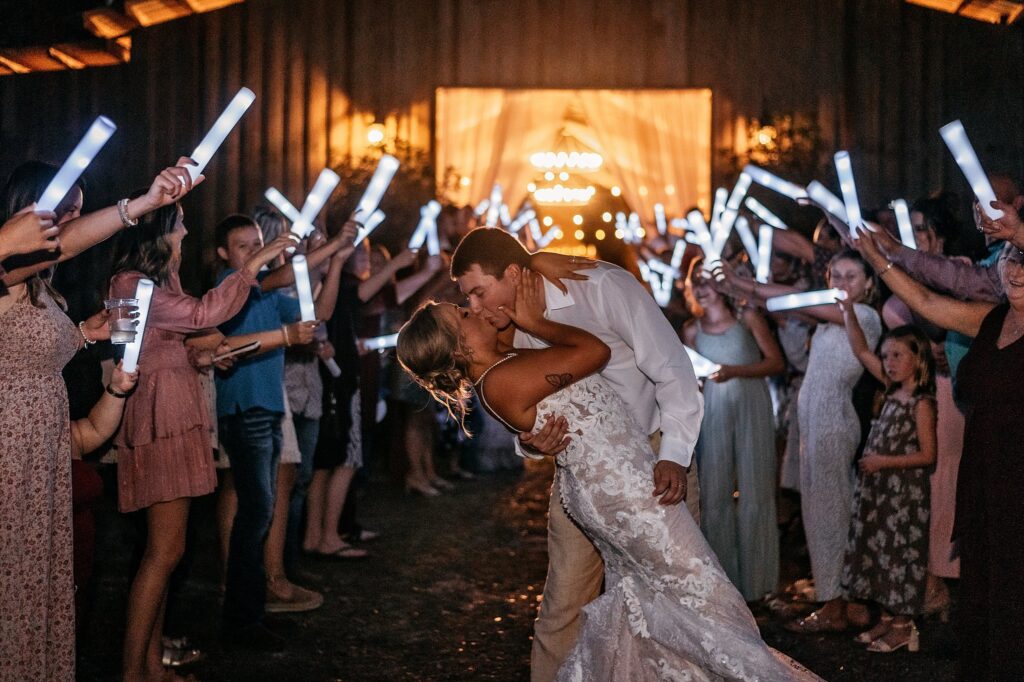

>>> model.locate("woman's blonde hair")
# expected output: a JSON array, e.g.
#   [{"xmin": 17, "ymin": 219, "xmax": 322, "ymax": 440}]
[{"xmin": 396, "ymin": 302, "xmax": 473, "ymax": 433}]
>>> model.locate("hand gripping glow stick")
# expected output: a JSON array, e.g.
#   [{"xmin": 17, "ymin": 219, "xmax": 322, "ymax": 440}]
[
  {"xmin": 484, "ymin": 184, "xmax": 503, "ymax": 227},
  {"xmin": 408, "ymin": 200, "xmax": 442, "ymax": 255},
  {"xmin": 354, "ymin": 209, "xmax": 386, "ymax": 246},
  {"xmin": 354, "ymin": 155, "xmax": 400, "ymax": 219},
  {"xmin": 362, "ymin": 333, "xmax": 399, "ymax": 351},
  {"xmin": 766, "ymin": 288, "xmax": 848, "ymax": 312},
  {"xmin": 834, "ymin": 152, "xmax": 864, "ymax": 229},
  {"xmin": 756, "ymin": 224, "xmax": 774, "ymax": 284},
  {"xmin": 806, "ymin": 181, "xmax": 848, "ymax": 223},
  {"xmin": 291, "ymin": 255, "xmax": 317, "ymax": 322},
  {"xmin": 121, "ymin": 278, "xmax": 154, "ymax": 373},
  {"xmin": 654, "ymin": 203, "xmax": 667, "ymax": 235},
  {"xmin": 37, "ymin": 116, "xmax": 117, "ymax": 212},
  {"xmin": 734, "ymin": 216, "xmax": 760, "ymax": 270},
  {"xmin": 685, "ymin": 345, "xmax": 721, "ymax": 379},
  {"xmin": 743, "ymin": 164, "xmax": 808, "ymax": 201},
  {"xmin": 507, "ymin": 208, "xmax": 535, "ymax": 234},
  {"xmin": 940, "ymin": 119, "xmax": 1003, "ymax": 220},
  {"xmin": 187, "ymin": 87, "xmax": 255, "ymax": 183},
  {"xmin": 744, "ymin": 197, "xmax": 787, "ymax": 229},
  {"xmin": 891, "ymin": 199, "xmax": 916, "ymax": 249}
]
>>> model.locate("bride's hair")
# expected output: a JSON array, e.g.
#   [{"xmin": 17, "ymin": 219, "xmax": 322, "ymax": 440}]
[{"xmin": 396, "ymin": 301, "xmax": 474, "ymax": 433}]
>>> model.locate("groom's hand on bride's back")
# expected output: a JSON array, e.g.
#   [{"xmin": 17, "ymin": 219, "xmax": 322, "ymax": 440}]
[
  {"xmin": 653, "ymin": 461, "xmax": 687, "ymax": 505},
  {"xmin": 519, "ymin": 414, "xmax": 571, "ymax": 456}
]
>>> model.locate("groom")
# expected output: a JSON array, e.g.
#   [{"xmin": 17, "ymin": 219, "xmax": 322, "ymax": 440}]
[{"xmin": 451, "ymin": 228, "xmax": 704, "ymax": 681}]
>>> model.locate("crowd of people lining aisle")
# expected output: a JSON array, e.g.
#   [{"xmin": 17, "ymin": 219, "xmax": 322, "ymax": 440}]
[{"xmin": 1, "ymin": 147, "xmax": 1022, "ymax": 680}]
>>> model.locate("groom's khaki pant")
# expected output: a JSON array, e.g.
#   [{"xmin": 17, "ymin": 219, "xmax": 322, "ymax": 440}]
[{"xmin": 530, "ymin": 433, "xmax": 700, "ymax": 682}]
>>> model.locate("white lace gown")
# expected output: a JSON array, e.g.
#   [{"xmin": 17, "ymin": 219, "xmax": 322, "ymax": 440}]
[{"xmin": 514, "ymin": 375, "xmax": 821, "ymax": 681}]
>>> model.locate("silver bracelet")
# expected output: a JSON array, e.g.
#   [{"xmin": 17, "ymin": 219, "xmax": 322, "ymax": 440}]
[{"xmin": 117, "ymin": 198, "xmax": 138, "ymax": 228}]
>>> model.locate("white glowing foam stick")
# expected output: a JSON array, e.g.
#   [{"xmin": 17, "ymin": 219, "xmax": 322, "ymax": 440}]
[
  {"xmin": 121, "ymin": 278, "xmax": 154, "ymax": 373},
  {"xmin": 499, "ymin": 203, "xmax": 512, "ymax": 227},
  {"xmin": 766, "ymin": 288, "xmax": 848, "ymax": 312},
  {"xmin": 669, "ymin": 217, "xmax": 688, "ymax": 233},
  {"xmin": 291, "ymin": 255, "xmax": 317, "ymax": 322},
  {"xmin": 187, "ymin": 88, "xmax": 255, "ymax": 183},
  {"xmin": 354, "ymin": 209, "xmax": 386, "ymax": 246},
  {"xmin": 834, "ymin": 152, "xmax": 864, "ymax": 229},
  {"xmin": 484, "ymin": 184, "xmax": 503, "ymax": 227},
  {"xmin": 743, "ymin": 164, "xmax": 808, "ymax": 201},
  {"xmin": 291, "ymin": 169, "xmax": 340, "ymax": 239},
  {"xmin": 686, "ymin": 210, "xmax": 719, "ymax": 267},
  {"xmin": 529, "ymin": 219, "xmax": 558, "ymax": 248},
  {"xmin": 264, "ymin": 187, "xmax": 302, "ymax": 223},
  {"xmin": 806, "ymin": 181, "xmax": 848, "ymax": 223},
  {"xmin": 735, "ymin": 216, "xmax": 760, "ymax": 269},
  {"xmin": 646, "ymin": 258, "xmax": 681, "ymax": 279},
  {"xmin": 654, "ymin": 203, "xmax": 667, "ymax": 235},
  {"xmin": 685, "ymin": 345, "xmax": 721, "ymax": 379},
  {"xmin": 474, "ymin": 199, "xmax": 489, "ymax": 216},
  {"xmin": 891, "ymin": 199, "xmax": 916, "ymax": 249},
  {"xmin": 408, "ymin": 200, "xmax": 442, "ymax": 255},
  {"xmin": 744, "ymin": 197, "xmax": 787, "ymax": 229},
  {"xmin": 714, "ymin": 173, "xmax": 753, "ymax": 251},
  {"xmin": 37, "ymin": 116, "xmax": 117, "ymax": 212},
  {"xmin": 670, "ymin": 238, "xmax": 687, "ymax": 271},
  {"xmin": 362, "ymin": 333, "xmax": 399, "ymax": 351},
  {"xmin": 507, "ymin": 208, "xmax": 535, "ymax": 234},
  {"xmin": 628, "ymin": 212, "xmax": 643, "ymax": 241},
  {"xmin": 711, "ymin": 188, "xmax": 728, "ymax": 225},
  {"xmin": 940, "ymin": 119, "xmax": 1003, "ymax": 220},
  {"xmin": 354, "ymin": 155, "xmax": 399, "ymax": 219},
  {"xmin": 756, "ymin": 224, "xmax": 774, "ymax": 284},
  {"xmin": 615, "ymin": 212, "xmax": 631, "ymax": 242}
]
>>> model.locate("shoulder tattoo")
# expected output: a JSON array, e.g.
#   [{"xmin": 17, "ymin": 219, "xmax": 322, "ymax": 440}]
[{"xmin": 545, "ymin": 373, "xmax": 573, "ymax": 388}]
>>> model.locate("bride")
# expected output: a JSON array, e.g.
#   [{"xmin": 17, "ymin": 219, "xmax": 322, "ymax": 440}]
[{"xmin": 396, "ymin": 269, "xmax": 820, "ymax": 681}]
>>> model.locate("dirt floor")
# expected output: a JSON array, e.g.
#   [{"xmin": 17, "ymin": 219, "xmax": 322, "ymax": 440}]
[{"xmin": 77, "ymin": 458, "xmax": 959, "ymax": 681}]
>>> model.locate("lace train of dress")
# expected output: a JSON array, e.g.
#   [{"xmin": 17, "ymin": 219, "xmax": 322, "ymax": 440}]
[{"xmin": 532, "ymin": 376, "xmax": 819, "ymax": 681}]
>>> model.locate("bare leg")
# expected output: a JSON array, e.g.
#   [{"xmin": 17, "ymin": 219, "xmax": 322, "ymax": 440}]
[
  {"xmin": 317, "ymin": 466, "xmax": 356, "ymax": 553},
  {"xmin": 122, "ymin": 497, "xmax": 190, "ymax": 682},
  {"xmin": 216, "ymin": 471, "xmax": 236, "ymax": 584},
  {"xmin": 302, "ymin": 469, "xmax": 329, "ymax": 552},
  {"xmin": 264, "ymin": 462, "xmax": 297, "ymax": 583}
]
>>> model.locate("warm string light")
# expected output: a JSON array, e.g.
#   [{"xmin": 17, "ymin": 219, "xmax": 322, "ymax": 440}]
[{"xmin": 529, "ymin": 151, "xmax": 603, "ymax": 170}]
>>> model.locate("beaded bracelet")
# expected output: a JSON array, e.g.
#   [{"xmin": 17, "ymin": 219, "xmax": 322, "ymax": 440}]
[
  {"xmin": 78, "ymin": 321, "xmax": 96, "ymax": 346},
  {"xmin": 117, "ymin": 198, "xmax": 138, "ymax": 228}
]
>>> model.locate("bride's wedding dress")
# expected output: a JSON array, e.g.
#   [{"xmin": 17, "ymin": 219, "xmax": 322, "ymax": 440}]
[{"xmin": 482, "ymin": 363, "xmax": 821, "ymax": 681}]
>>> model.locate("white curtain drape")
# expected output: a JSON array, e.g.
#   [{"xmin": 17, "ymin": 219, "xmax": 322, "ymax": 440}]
[{"xmin": 435, "ymin": 88, "xmax": 712, "ymax": 225}]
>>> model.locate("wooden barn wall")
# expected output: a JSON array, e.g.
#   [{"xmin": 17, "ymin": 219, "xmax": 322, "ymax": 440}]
[{"xmin": 1, "ymin": 0, "xmax": 1022, "ymax": 291}]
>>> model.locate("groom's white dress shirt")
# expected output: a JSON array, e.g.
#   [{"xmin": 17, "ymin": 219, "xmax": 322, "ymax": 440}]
[{"xmin": 513, "ymin": 261, "xmax": 704, "ymax": 467}]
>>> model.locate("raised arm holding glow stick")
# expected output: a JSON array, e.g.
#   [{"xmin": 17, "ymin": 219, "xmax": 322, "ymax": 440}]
[
  {"xmin": 37, "ymin": 117, "xmax": 117, "ymax": 212},
  {"xmin": 186, "ymin": 87, "xmax": 255, "ymax": 183},
  {"xmin": 121, "ymin": 279, "xmax": 154, "ymax": 373},
  {"xmin": 940, "ymin": 119, "xmax": 1004, "ymax": 220}
]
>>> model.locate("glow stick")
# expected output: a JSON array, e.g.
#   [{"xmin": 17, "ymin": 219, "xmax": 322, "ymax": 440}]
[
  {"xmin": 408, "ymin": 200, "xmax": 442, "ymax": 255},
  {"xmin": 654, "ymin": 203, "xmax": 667, "ymax": 235},
  {"xmin": 354, "ymin": 155, "xmax": 399, "ymax": 219},
  {"xmin": 474, "ymin": 199, "xmax": 489, "ymax": 216},
  {"xmin": 37, "ymin": 117, "xmax": 117, "ymax": 212},
  {"xmin": 291, "ymin": 255, "xmax": 316, "ymax": 321},
  {"xmin": 806, "ymin": 181, "xmax": 848, "ymax": 223},
  {"xmin": 834, "ymin": 152, "xmax": 863, "ymax": 229},
  {"xmin": 362, "ymin": 333, "xmax": 399, "ymax": 351},
  {"xmin": 735, "ymin": 216, "xmax": 760, "ymax": 269},
  {"xmin": 686, "ymin": 210, "xmax": 720, "ymax": 268},
  {"xmin": 264, "ymin": 187, "xmax": 302, "ymax": 223},
  {"xmin": 670, "ymin": 217, "xmax": 689, "ymax": 233},
  {"xmin": 756, "ymin": 224, "xmax": 774, "ymax": 284},
  {"xmin": 615, "ymin": 212, "xmax": 631, "ymax": 242},
  {"xmin": 121, "ymin": 278, "xmax": 154, "ymax": 373},
  {"xmin": 670, "ymin": 238, "xmax": 687, "ymax": 270},
  {"xmin": 891, "ymin": 199, "xmax": 916, "ymax": 249},
  {"xmin": 484, "ymin": 184, "xmax": 503, "ymax": 227},
  {"xmin": 744, "ymin": 197, "xmax": 787, "ymax": 229},
  {"xmin": 186, "ymin": 87, "xmax": 255, "ymax": 182},
  {"xmin": 628, "ymin": 212, "xmax": 643, "ymax": 242},
  {"xmin": 743, "ymin": 164, "xmax": 808, "ymax": 200},
  {"xmin": 507, "ymin": 208, "xmax": 535, "ymax": 234},
  {"xmin": 499, "ymin": 203, "xmax": 512, "ymax": 227},
  {"xmin": 939, "ymin": 119, "xmax": 1003, "ymax": 220},
  {"xmin": 354, "ymin": 209, "xmax": 385, "ymax": 246},
  {"xmin": 685, "ymin": 345, "xmax": 721, "ymax": 379},
  {"xmin": 529, "ymin": 219, "xmax": 558, "ymax": 248},
  {"xmin": 646, "ymin": 258, "xmax": 681, "ymax": 279},
  {"xmin": 714, "ymin": 173, "xmax": 752, "ymax": 251},
  {"xmin": 766, "ymin": 288, "xmax": 848, "ymax": 312},
  {"xmin": 323, "ymin": 359, "xmax": 342, "ymax": 378},
  {"xmin": 292, "ymin": 169, "xmax": 340, "ymax": 239},
  {"xmin": 711, "ymin": 188, "xmax": 728, "ymax": 225}
]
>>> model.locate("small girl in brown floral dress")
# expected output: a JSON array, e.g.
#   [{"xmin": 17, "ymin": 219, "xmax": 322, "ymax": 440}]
[{"xmin": 838, "ymin": 315, "xmax": 937, "ymax": 654}]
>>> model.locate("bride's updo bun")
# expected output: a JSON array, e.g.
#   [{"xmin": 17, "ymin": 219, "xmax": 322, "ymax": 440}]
[{"xmin": 396, "ymin": 302, "xmax": 473, "ymax": 432}]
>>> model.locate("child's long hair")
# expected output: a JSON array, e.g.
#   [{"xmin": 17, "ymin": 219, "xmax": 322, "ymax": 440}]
[{"xmin": 882, "ymin": 324, "xmax": 936, "ymax": 398}]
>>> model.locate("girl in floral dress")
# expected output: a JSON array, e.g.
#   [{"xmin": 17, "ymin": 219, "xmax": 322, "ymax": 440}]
[{"xmin": 839, "ymin": 313, "xmax": 937, "ymax": 653}]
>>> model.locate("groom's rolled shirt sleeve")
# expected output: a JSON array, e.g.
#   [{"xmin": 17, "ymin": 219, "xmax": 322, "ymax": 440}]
[{"xmin": 598, "ymin": 268, "xmax": 704, "ymax": 468}]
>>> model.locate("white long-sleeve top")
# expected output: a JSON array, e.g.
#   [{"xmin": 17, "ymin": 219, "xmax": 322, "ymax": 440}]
[{"xmin": 513, "ymin": 261, "xmax": 704, "ymax": 467}]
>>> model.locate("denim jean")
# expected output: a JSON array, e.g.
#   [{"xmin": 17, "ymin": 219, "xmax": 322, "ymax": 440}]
[
  {"xmin": 219, "ymin": 408, "xmax": 282, "ymax": 628},
  {"xmin": 284, "ymin": 413, "xmax": 319, "ymax": 571}
]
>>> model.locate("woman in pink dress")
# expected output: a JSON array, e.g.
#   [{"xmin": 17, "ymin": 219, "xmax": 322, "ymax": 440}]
[{"xmin": 108, "ymin": 198, "xmax": 294, "ymax": 682}]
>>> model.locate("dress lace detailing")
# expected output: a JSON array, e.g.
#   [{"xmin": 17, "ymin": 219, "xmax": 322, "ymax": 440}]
[{"xmin": 535, "ymin": 375, "xmax": 820, "ymax": 681}]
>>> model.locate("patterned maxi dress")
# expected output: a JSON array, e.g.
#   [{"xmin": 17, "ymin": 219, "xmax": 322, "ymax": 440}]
[
  {"xmin": 476, "ymin": 361, "xmax": 821, "ymax": 681},
  {"xmin": 841, "ymin": 394, "xmax": 932, "ymax": 615},
  {"xmin": 0, "ymin": 291, "xmax": 81, "ymax": 681}
]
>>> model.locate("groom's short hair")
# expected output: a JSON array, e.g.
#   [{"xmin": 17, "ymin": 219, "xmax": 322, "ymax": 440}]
[{"xmin": 450, "ymin": 227, "xmax": 531, "ymax": 279}]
